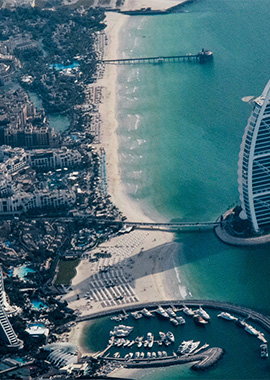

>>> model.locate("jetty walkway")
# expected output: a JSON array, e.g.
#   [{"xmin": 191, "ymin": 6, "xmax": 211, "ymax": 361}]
[
  {"xmin": 77, "ymin": 299, "xmax": 270, "ymax": 333},
  {"xmin": 103, "ymin": 49, "xmax": 213, "ymax": 65}
]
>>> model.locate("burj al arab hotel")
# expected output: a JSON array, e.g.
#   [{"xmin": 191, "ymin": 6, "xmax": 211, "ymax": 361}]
[{"xmin": 238, "ymin": 80, "xmax": 270, "ymax": 232}]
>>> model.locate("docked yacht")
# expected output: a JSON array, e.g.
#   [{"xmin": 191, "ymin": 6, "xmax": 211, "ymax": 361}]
[
  {"xmin": 155, "ymin": 306, "xmax": 170, "ymax": 318},
  {"xmin": 188, "ymin": 341, "xmax": 201, "ymax": 354},
  {"xmin": 182, "ymin": 306, "xmax": 195, "ymax": 316},
  {"xmin": 113, "ymin": 352, "xmax": 120, "ymax": 358},
  {"xmin": 110, "ymin": 325, "xmax": 134, "ymax": 337},
  {"xmin": 244, "ymin": 323, "xmax": 260, "ymax": 336},
  {"xmin": 135, "ymin": 352, "xmax": 140, "ymax": 359},
  {"xmin": 177, "ymin": 340, "xmax": 193, "ymax": 354},
  {"xmin": 258, "ymin": 333, "xmax": 267, "ymax": 343},
  {"xmin": 193, "ymin": 314, "xmax": 208, "ymax": 325},
  {"xmin": 166, "ymin": 331, "xmax": 175, "ymax": 342},
  {"xmin": 131, "ymin": 311, "xmax": 143, "ymax": 319},
  {"xmin": 217, "ymin": 312, "xmax": 238, "ymax": 321},
  {"xmin": 196, "ymin": 306, "xmax": 210, "ymax": 320},
  {"xmin": 135, "ymin": 336, "xmax": 143, "ymax": 348},
  {"xmin": 141, "ymin": 308, "xmax": 154, "ymax": 317},
  {"xmin": 176, "ymin": 316, "xmax": 186, "ymax": 325},
  {"xmin": 159, "ymin": 331, "xmax": 166, "ymax": 340},
  {"xmin": 260, "ymin": 343, "xmax": 268, "ymax": 358},
  {"xmin": 166, "ymin": 307, "xmax": 177, "ymax": 317},
  {"xmin": 170, "ymin": 318, "xmax": 179, "ymax": 326},
  {"xmin": 178, "ymin": 340, "xmax": 200, "ymax": 355},
  {"xmin": 147, "ymin": 332, "xmax": 154, "ymax": 348}
]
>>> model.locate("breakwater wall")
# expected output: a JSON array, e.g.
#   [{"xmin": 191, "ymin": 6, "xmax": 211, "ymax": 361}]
[
  {"xmin": 104, "ymin": 347, "xmax": 224, "ymax": 371},
  {"xmin": 77, "ymin": 299, "xmax": 270, "ymax": 333}
]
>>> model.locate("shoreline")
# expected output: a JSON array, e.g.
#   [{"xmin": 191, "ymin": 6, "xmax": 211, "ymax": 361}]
[{"xmin": 66, "ymin": 7, "xmax": 188, "ymax": 357}]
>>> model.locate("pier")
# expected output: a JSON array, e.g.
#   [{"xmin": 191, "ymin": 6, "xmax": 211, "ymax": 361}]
[{"xmin": 103, "ymin": 49, "xmax": 213, "ymax": 65}]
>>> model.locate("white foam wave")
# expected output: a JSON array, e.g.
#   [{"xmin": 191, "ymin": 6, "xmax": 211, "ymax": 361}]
[
  {"xmin": 137, "ymin": 138, "xmax": 146, "ymax": 145},
  {"xmin": 134, "ymin": 114, "xmax": 140, "ymax": 130}
]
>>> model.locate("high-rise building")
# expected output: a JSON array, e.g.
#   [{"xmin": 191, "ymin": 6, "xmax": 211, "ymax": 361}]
[
  {"xmin": 238, "ymin": 80, "xmax": 270, "ymax": 232},
  {"xmin": 0, "ymin": 267, "xmax": 23, "ymax": 348}
]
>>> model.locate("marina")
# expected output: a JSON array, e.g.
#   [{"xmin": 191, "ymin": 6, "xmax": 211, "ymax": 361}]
[{"xmin": 81, "ymin": 300, "xmax": 269, "ymax": 374}]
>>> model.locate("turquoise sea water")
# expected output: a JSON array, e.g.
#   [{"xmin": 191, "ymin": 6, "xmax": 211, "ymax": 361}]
[{"xmin": 84, "ymin": 0, "xmax": 270, "ymax": 378}]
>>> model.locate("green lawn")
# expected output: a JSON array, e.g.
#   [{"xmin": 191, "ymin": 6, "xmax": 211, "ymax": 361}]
[{"xmin": 55, "ymin": 258, "xmax": 79, "ymax": 285}]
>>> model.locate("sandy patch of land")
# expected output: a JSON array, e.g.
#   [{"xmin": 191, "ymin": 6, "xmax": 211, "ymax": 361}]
[
  {"xmin": 122, "ymin": 0, "xmax": 187, "ymax": 12},
  {"xmin": 66, "ymin": 9, "xmax": 188, "ymax": 356}
]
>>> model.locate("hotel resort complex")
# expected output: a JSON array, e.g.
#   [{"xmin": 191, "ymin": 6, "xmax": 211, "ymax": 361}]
[{"xmin": 238, "ymin": 80, "xmax": 270, "ymax": 232}]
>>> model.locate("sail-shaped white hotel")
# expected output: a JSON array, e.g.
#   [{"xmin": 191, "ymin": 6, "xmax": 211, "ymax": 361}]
[{"xmin": 238, "ymin": 80, "xmax": 270, "ymax": 232}]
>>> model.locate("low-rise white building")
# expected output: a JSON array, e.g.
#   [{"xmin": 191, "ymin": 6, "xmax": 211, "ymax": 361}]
[
  {"xmin": 28, "ymin": 147, "xmax": 82, "ymax": 169},
  {"xmin": 0, "ymin": 189, "xmax": 76, "ymax": 214}
]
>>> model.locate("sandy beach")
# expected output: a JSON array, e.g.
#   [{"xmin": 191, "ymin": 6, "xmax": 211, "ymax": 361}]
[{"xmin": 66, "ymin": 4, "xmax": 189, "ymax": 356}]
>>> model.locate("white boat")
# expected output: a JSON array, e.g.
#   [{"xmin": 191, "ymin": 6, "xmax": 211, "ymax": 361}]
[
  {"xmin": 182, "ymin": 306, "xmax": 195, "ymax": 316},
  {"xmin": 117, "ymin": 338, "xmax": 125, "ymax": 347},
  {"xmin": 123, "ymin": 340, "xmax": 130, "ymax": 347},
  {"xmin": 159, "ymin": 331, "xmax": 166, "ymax": 340},
  {"xmin": 141, "ymin": 308, "xmax": 154, "ymax": 317},
  {"xmin": 147, "ymin": 352, "xmax": 151, "ymax": 358},
  {"xmin": 177, "ymin": 340, "xmax": 193, "ymax": 354},
  {"xmin": 244, "ymin": 324, "xmax": 260, "ymax": 336},
  {"xmin": 128, "ymin": 340, "xmax": 135, "ymax": 347},
  {"xmin": 146, "ymin": 332, "xmax": 154, "ymax": 348},
  {"xmin": 170, "ymin": 318, "xmax": 179, "ymax": 326},
  {"xmin": 140, "ymin": 352, "xmax": 145, "ymax": 358},
  {"xmin": 152, "ymin": 352, "xmax": 157, "ymax": 358},
  {"xmin": 258, "ymin": 333, "xmax": 267, "ymax": 343},
  {"xmin": 260, "ymin": 343, "xmax": 268, "ymax": 358},
  {"xmin": 108, "ymin": 337, "xmax": 114, "ymax": 345},
  {"xmin": 144, "ymin": 340, "xmax": 149, "ymax": 348},
  {"xmin": 162, "ymin": 351, "xmax": 167, "ymax": 357},
  {"xmin": 166, "ymin": 307, "xmax": 177, "ymax": 317},
  {"xmin": 180, "ymin": 340, "xmax": 200, "ymax": 355},
  {"xmin": 193, "ymin": 314, "xmax": 208, "ymax": 325},
  {"xmin": 189, "ymin": 341, "xmax": 201, "ymax": 354},
  {"xmin": 155, "ymin": 306, "xmax": 170, "ymax": 318},
  {"xmin": 196, "ymin": 306, "xmax": 210, "ymax": 320},
  {"xmin": 113, "ymin": 352, "xmax": 120, "ymax": 358},
  {"xmin": 131, "ymin": 311, "xmax": 143, "ymax": 319},
  {"xmin": 137, "ymin": 340, "xmax": 143, "ymax": 348},
  {"xmin": 135, "ymin": 352, "xmax": 140, "ymax": 359},
  {"xmin": 157, "ymin": 351, "xmax": 162, "ymax": 357},
  {"xmin": 135, "ymin": 336, "xmax": 143, "ymax": 348},
  {"xmin": 217, "ymin": 312, "xmax": 238, "ymax": 321},
  {"xmin": 176, "ymin": 316, "xmax": 186, "ymax": 325},
  {"xmin": 110, "ymin": 325, "xmax": 134, "ymax": 337},
  {"xmin": 166, "ymin": 331, "xmax": 175, "ymax": 342}
]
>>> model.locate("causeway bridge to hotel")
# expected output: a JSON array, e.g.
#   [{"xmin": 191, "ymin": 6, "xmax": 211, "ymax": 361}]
[
  {"xmin": 95, "ymin": 219, "xmax": 220, "ymax": 232},
  {"xmin": 16, "ymin": 214, "xmax": 220, "ymax": 232},
  {"xmin": 103, "ymin": 49, "xmax": 213, "ymax": 65}
]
